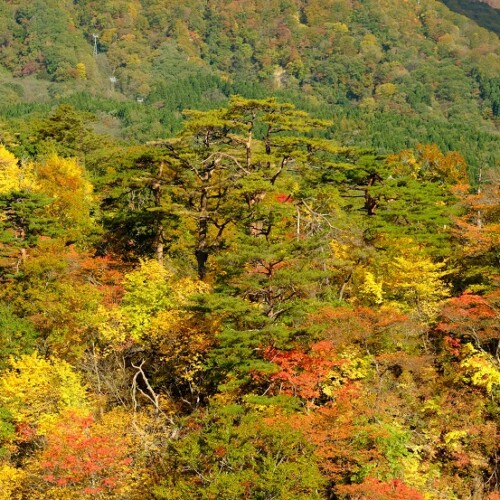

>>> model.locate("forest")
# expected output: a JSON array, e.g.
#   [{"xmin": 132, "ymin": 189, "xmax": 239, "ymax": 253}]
[{"xmin": 0, "ymin": 0, "xmax": 499, "ymax": 499}]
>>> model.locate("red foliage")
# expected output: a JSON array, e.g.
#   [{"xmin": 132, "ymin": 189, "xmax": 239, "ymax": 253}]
[
  {"xmin": 40, "ymin": 411, "xmax": 132, "ymax": 495},
  {"xmin": 443, "ymin": 335, "xmax": 461, "ymax": 357},
  {"xmin": 339, "ymin": 477, "xmax": 425, "ymax": 500},
  {"xmin": 439, "ymin": 293, "xmax": 496, "ymax": 321},
  {"xmin": 436, "ymin": 292, "xmax": 499, "ymax": 346},
  {"xmin": 275, "ymin": 193, "xmax": 293, "ymax": 203},
  {"xmin": 16, "ymin": 422, "xmax": 36, "ymax": 442},
  {"xmin": 262, "ymin": 341, "xmax": 340, "ymax": 401}
]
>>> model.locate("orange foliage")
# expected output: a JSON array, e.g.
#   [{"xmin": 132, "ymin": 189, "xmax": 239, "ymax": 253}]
[
  {"xmin": 387, "ymin": 143, "xmax": 467, "ymax": 184},
  {"xmin": 339, "ymin": 477, "xmax": 425, "ymax": 500},
  {"xmin": 39, "ymin": 411, "xmax": 132, "ymax": 496},
  {"xmin": 436, "ymin": 292, "xmax": 499, "ymax": 346},
  {"xmin": 308, "ymin": 305, "xmax": 410, "ymax": 350},
  {"xmin": 262, "ymin": 341, "xmax": 340, "ymax": 401},
  {"xmin": 291, "ymin": 383, "xmax": 377, "ymax": 483},
  {"xmin": 452, "ymin": 175, "xmax": 500, "ymax": 258}
]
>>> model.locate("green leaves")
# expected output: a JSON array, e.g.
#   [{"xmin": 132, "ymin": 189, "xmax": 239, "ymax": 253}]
[
  {"xmin": 0, "ymin": 305, "xmax": 38, "ymax": 369},
  {"xmin": 154, "ymin": 404, "xmax": 325, "ymax": 499},
  {"xmin": 151, "ymin": 97, "xmax": 337, "ymax": 279},
  {"xmin": 0, "ymin": 190, "xmax": 55, "ymax": 251}
]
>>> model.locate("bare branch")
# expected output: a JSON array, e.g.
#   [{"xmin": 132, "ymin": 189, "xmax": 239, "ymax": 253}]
[{"xmin": 131, "ymin": 360, "xmax": 165, "ymax": 415}]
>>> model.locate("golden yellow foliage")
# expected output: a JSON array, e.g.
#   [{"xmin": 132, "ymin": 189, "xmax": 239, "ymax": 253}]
[
  {"xmin": 323, "ymin": 348, "xmax": 373, "ymax": 396},
  {"xmin": 383, "ymin": 254, "xmax": 450, "ymax": 316},
  {"xmin": 0, "ymin": 353, "xmax": 88, "ymax": 430},
  {"xmin": 329, "ymin": 240, "xmax": 352, "ymax": 262},
  {"xmin": 0, "ymin": 146, "xmax": 36, "ymax": 193},
  {"xmin": 363, "ymin": 240, "xmax": 450, "ymax": 318},
  {"xmin": 74, "ymin": 63, "xmax": 87, "ymax": 80},
  {"xmin": 99, "ymin": 259, "xmax": 210, "ymax": 346},
  {"xmin": 0, "ymin": 464, "xmax": 25, "ymax": 500},
  {"xmin": 34, "ymin": 155, "xmax": 94, "ymax": 235},
  {"xmin": 459, "ymin": 344, "xmax": 500, "ymax": 394},
  {"xmin": 359, "ymin": 271, "xmax": 384, "ymax": 305}
]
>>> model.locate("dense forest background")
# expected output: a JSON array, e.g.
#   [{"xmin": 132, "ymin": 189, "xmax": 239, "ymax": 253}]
[
  {"xmin": 0, "ymin": 0, "xmax": 499, "ymax": 176},
  {"xmin": 0, "ymin": 0, "xmax": 499, "ymax": 498}
]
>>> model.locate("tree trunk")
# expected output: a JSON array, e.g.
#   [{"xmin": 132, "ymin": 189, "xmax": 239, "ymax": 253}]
[
  {"xmin": 152, "ymin": 165, "xmax": 165, "ymax": 264},
  {"xmin": 197, "ymin": 184, "xmax": 209, "ymax": 279},
  {"xmin": 195, "ymin": 247, "xmax": 209, "ymax": 280}
]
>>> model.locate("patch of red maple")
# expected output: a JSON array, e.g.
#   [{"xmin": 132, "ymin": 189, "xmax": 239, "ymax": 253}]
[
  {"xmin": 275, "ymin": 193, "xmax": 293, "ymax": 203},
  {"xmin": 40, "ymin": 411, "xmax": 132, "ymax": 495},
  {"xmin": 262, "ymin": 340, "xmax": 341, "ymax": 401},
  {"xmin": 339, "ymin": 477, "xmax": 425, "ymax": 500}
]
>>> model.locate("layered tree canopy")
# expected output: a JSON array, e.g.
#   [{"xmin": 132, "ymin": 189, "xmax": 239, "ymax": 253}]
[
  {"xmin": 0, "ymin": 95, "xmax": 498, "ymax": 498},
  {"xmin": 0, "ymin": 0, "xmax": 499, "ymax": 497}
]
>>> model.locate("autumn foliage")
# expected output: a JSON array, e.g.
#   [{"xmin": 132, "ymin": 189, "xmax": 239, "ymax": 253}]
[
  {"xmin": 39, "ymin": 411, "xmax": 132, "ymax": 496},
  {"xmin": 0, "ymin": 97, "xmax": 498, "ymax": 499}
]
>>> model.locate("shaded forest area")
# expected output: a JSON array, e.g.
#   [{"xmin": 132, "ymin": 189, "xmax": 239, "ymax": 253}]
[{"xmin": 442, "ymin": 0, "xmax": 500, "ymax": 34}]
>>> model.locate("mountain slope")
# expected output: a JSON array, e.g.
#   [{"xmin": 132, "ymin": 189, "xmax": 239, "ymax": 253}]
[{"xmin": 0, "ymin": 0, "xmax": 498, "ymax": 177}]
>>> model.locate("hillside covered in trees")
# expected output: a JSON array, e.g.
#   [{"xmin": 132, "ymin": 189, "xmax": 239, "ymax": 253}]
[
  {"xmin": 0, "ymin": 0, "xmax": 499, "ymax": 175},
  {"xmin": 0, "ymin": 0, "xmax": 499, "ymax": 499}
]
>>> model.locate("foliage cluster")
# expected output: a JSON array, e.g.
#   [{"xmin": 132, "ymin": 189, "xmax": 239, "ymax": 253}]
[{"xmin": 0, "ymin": 95, "xmax": 498, "ymax": 498}]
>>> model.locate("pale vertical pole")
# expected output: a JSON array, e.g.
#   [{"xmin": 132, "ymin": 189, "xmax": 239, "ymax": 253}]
[{"xmin": 92, "ymin": 34, "xmax": 99, "ymax": 57}]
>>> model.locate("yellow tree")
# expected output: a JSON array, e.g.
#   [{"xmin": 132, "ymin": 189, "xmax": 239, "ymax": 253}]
[
  {"xmin": 0, "ymin": 464, "xmax": 25, "ymax": 500},
  {"xmin": 383, "ymin": 254, "xmax": 450, "ymax": 317},
  {"xmin": 0, "ymin": 146, "xmax": 40, "ymax": 269},
  {"xmin": 359, "ymin": 240, "xmax": 450, "ymax": 318},
  {"xmin": 0, "ymin": 145, "xmax": 35, "ymax": 193},
  {"xmin": 33, "ymin": 154, "xmax": 95, "ymax": 241},
  {"xmin": 0, "ymin": 149, "xmax": 95, "ymax": 274},
  {"xmin": 0, "ymin": 353, "xmax": 88, "ymax": 436},
  {"xmin": 97, "ymin": 259, "xmax": 214, "ymax": 404}
]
